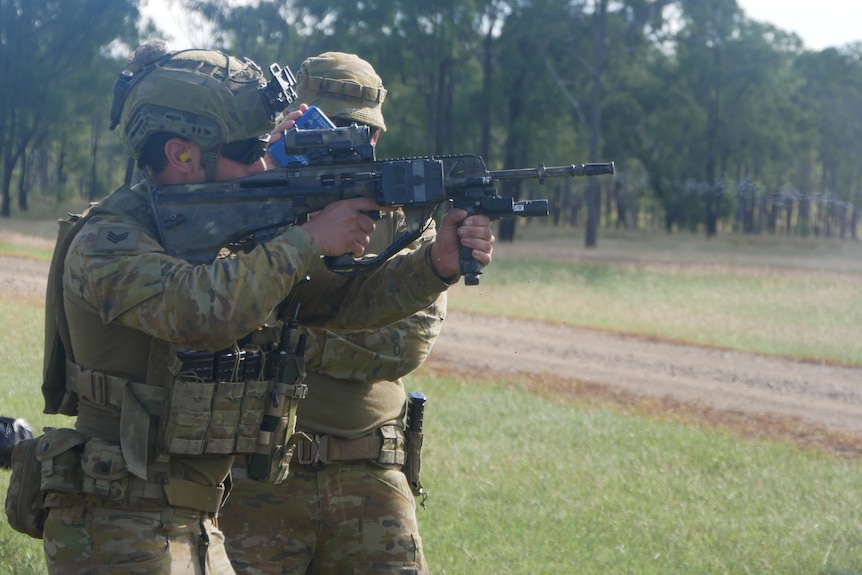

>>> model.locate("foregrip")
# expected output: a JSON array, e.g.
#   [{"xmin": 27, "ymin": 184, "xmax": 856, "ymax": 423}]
[
  {"xmin": 452, "ymin": 200, "xmax": 485, "ymax": 285},
  {"xmin": 459, "ymin": 235, "xmax": 483, "ymax": 285}
]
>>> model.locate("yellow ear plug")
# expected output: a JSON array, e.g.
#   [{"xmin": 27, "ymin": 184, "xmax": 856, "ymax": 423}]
[{"xmin": 179, "ymin": 152, "xmax": 190, "ymax": 162}]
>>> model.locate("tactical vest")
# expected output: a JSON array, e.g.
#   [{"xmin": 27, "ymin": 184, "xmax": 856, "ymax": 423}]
[{"xmin": 41, "ymin": 185, "xmax": 306, "ymax": 484}]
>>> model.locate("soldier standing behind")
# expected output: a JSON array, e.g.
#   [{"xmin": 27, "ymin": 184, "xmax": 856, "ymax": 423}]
[{"xmin": 221, "ymin": 52, "xmax": 443, "ymax": 575}]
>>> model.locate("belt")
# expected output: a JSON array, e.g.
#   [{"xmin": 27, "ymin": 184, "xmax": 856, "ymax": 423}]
[
  {"xmin": 45, "ymin": 478, "xmax": 225, "ymax": 515},
  {"xmin": 295, "ymin": 426, "xmax": 406, "ymax": 467}
]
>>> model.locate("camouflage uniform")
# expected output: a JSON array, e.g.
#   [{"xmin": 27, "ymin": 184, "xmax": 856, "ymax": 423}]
[
  {"xmin": 221, "ymin": 53, "xmax": 441, "ymax": 575},
  {"xmin": 39, "ymin": 46, "xmax": 451, "ymax": 575}
]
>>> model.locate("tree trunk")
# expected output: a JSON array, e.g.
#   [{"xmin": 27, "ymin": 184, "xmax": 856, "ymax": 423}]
[
  {"xmin": 1, "ymin": 149, "xmax": 15, "ymax": 218},
  {"xmin": 479, "ymin": 24, "xmax": 494, "ymax": 162},
  {"xmin": 584, "ymin": 1, "xmax": 607, "ymax": 248},
  {"xmin": 16, "ymin": 151, "xmax": 28, "ymax": 211},
  {"xmin": 498, "ymin": 50, "xmax": 527, "ymax": 243}
]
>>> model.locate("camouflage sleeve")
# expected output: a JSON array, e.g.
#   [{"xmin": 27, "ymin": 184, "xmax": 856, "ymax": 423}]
[
  {"xmin": 292, "ymin": 226, "xmax": 452, "ymax": 331},
  {"xmin": 301, "ymin": 212, "xmax": 446, "ymax": 382},
  {"xmin": 65, "ymin": 213, "xmax": 320, "ymax": 350},
  {"xmin": 302, "ymin": 291, "xmax": 446, "ymax": 383}
]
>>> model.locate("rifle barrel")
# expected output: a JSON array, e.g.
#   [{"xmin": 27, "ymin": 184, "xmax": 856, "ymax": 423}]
[{"xmin": 487, "ymin": 162, "xmax": 615, "ymax": 180}]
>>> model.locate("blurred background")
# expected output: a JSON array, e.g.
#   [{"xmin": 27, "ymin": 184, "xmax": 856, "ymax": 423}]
[{"xmin": 3, "ymin": 0, "xmax": 862, "ymax": 248}]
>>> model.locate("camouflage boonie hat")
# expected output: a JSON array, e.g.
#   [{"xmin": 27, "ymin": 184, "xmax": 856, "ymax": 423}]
[
  {"xmin": 113, "ymin": 44, "xmax": 280, "ymax": 158},
  {"xmin": 296, "ymin": 52, "xmax": 387, "ymax": 131}
]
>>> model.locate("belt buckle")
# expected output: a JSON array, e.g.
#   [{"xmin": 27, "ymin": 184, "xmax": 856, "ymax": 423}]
[{"xmin": 296, "ymin": 435, "xmax": 329, "ymax": 469}]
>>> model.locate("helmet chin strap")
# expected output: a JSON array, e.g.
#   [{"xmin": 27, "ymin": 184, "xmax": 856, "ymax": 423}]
[
  {"xmin": 124, "ymin": 157, "xmax": 136, "ymax": 186},
  {"xmin": 203, "ymin": 148, "xmax": 220, "ymax": 182}
]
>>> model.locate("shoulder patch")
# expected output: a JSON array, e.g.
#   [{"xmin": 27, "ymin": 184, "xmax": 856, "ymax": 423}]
[{"xmin": 94, "ymin": 227, "xmax": 140, "ymax": 251}]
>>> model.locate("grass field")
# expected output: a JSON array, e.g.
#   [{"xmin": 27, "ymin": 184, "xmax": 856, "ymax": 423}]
[
  {"xmin": 452, "ymin": 225, "xmax": 862, "ymax": 366},
  {"xmin": 1, "ymin": 222, "xmax": 861, "ymax": 573},
  {"xmin": 415, "ymin": 369, "xmax": 862, "ymax": 575}
]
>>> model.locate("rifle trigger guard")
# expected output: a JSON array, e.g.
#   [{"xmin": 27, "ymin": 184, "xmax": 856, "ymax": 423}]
[{"xmin": 323, "ymin": 227, "xmax": 424, "ymax": 275}]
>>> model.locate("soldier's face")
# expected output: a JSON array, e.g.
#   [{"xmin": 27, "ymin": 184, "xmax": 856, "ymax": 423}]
[
  {"xmin": 215, "ymin": 137, "xmax": 269, "ymax": 180},
  {"xmin": 154, "ymin": 138, "xmax": 266, "ymax": 185}
]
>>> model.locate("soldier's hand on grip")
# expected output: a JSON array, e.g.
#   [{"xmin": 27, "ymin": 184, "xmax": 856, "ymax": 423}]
[
  {"xmin": 301, "ymin": 197, "xmax": 379, "ymax": 257},
  {"xmin": 429, "ymin": 209, "xmax": 495, "ymax": 279}
]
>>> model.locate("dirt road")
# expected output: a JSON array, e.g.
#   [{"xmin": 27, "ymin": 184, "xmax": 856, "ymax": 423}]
[
  {"xmin": 427, "ymin": 312, "xmax": 862, "ymax": 450},
  {"xmin": 4, "ymin": 239, "xmax": 861, "ymax": 455}
]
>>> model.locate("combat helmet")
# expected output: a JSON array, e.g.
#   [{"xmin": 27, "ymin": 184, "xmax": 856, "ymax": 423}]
[
  {"xmin": 109, "ymin": 40, "xmax": 297, "ymax": 180},
  {"xmin": 295, "ymin": 52, "xmax": 387, "ymax": 131}
]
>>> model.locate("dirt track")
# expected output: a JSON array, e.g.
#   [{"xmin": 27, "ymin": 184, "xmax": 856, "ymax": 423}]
[
  {"xmin": 427, "ymin": 312, "xmax": 862, "ymax": 448},
  {"xmin": 4, "ymin": 237, "xmax": 862, "ymax": 456}
]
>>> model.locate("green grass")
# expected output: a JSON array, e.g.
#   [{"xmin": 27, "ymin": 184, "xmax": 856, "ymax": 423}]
[
  {"xmin": 1, "ymin": 214, "xmax": 59, "ymax": 261},
  {"xmin": 414, "ymin": 373, "xmax": 862, "ymax": 575},
  {"xmin": 448, "ymin": 230, "xmax": 862, "ymax": 366},
  {"xmin": 0, "ymin": 296, "xmax": 68, "ymax": 575},
  {"xmin": 4, "ymin": 303, "xmax": 861, "ymax": 573},
  {"xmin": 2, "ymin": 225, "xmax": 862, "ymax": 573},
  {"xmin": 0, "ymin": 242, "xmax": 53, "ymax": 261}
]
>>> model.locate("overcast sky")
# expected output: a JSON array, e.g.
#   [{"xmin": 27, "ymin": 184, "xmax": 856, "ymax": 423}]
[
  {"xmin": 737, "ymin": 0, "xmax": 862, "ymax": 50},
  {"xmin": 140, "ymin": 0, "xmax": 862, "ymax": 53}
]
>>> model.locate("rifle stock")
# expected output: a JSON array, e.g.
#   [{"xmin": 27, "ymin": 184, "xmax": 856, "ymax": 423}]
[{"xmin": 149, "ymin": 126, "xmax": 614, "ymax": 284}]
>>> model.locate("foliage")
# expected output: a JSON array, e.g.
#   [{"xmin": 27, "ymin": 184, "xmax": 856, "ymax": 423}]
[
  {"xmin": 2, "ymin": 0, "xmax": 862, "ymax": 243},
  {"xmin": 0, "ymin": 0, "xmax": 138, "ymax": 217}
]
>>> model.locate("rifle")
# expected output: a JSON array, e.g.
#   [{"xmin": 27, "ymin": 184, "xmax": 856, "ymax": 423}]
[{"xmin": 149, "ymin": 125, "xmax": 614, "ymax": 285}]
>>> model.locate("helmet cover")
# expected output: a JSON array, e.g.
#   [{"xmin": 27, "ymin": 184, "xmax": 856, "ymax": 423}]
[
  {"xmin": 294, "ymin": 52, "xmax": 387, "ymax": 131},
  {"xmin": 117, "ymin": 48, "xmax": 279, "ymax": 158}
]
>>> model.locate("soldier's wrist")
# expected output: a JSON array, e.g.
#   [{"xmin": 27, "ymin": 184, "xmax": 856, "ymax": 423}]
[{"xmin": 425, "ymin": 243, "xmax": 459, "ymax": 285}]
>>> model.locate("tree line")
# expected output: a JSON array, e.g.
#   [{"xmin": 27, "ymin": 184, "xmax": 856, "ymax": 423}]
[{"xmin": 2, "ymin": 0, "xmax": 861, "ymax": 245}]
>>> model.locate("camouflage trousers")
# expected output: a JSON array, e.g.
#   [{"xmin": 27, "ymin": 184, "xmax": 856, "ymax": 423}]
[
  {"xmin": 42, "ymin": 496, "xmax": 235, "ymax": 574},
  {"xmin": 220, "ymin": 462, "xmax": 427, "ymax": 575}
]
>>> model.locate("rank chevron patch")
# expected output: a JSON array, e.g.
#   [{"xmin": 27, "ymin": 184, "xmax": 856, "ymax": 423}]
[
  {"xmin": 107, "ymin": 230, "xmax": 129, "ymax": 244},
  {"xmin": 95, "ymin": 227, "xmax": 140, "ymax": 251}
]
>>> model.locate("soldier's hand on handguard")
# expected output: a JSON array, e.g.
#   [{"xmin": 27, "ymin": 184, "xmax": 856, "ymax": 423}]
[
  {"xmin": 301, "ymin": 197, "xmax": 379, "ymax": 257},
  {"xmin": 428, "ymin": 209, "xmax": 495, "ymax": 279}
]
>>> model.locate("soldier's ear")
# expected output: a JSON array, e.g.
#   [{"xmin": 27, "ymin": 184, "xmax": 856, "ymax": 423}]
[
  {"xmin": 370, "ymin": 129, "xmax": 381, "ymax": 147},
  {"xmin": 164, "ymin": 139, "xmax": 196, "ymax": 173}
]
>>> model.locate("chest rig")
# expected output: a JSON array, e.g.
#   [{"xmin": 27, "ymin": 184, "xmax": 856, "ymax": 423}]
[{"xmin": 42, "ymin": 185, "xmax": 307, "ymax": 484}]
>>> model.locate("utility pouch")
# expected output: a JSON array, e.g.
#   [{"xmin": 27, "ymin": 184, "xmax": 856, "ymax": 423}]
[
  {"xmin": 80, "ymin": 438, "xmax": 129, "ymax": 499},
  {"xmin": 157, "ymin": 346, "xmax": 270, "ymax": 456},
  {"xmin": 378, "ymin": 425, "xmax": 407, "ymax": 466},
  {"xmin": 403, "ymin": 391, "xmax": 427, "ymax": 504},
  {"xmin": 4, "ymin": 437, "xmax": 47, "ymax": 539},
  {"xmin": 35, "ymin": 428, "xmax": 86, "ymax": 494}
]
